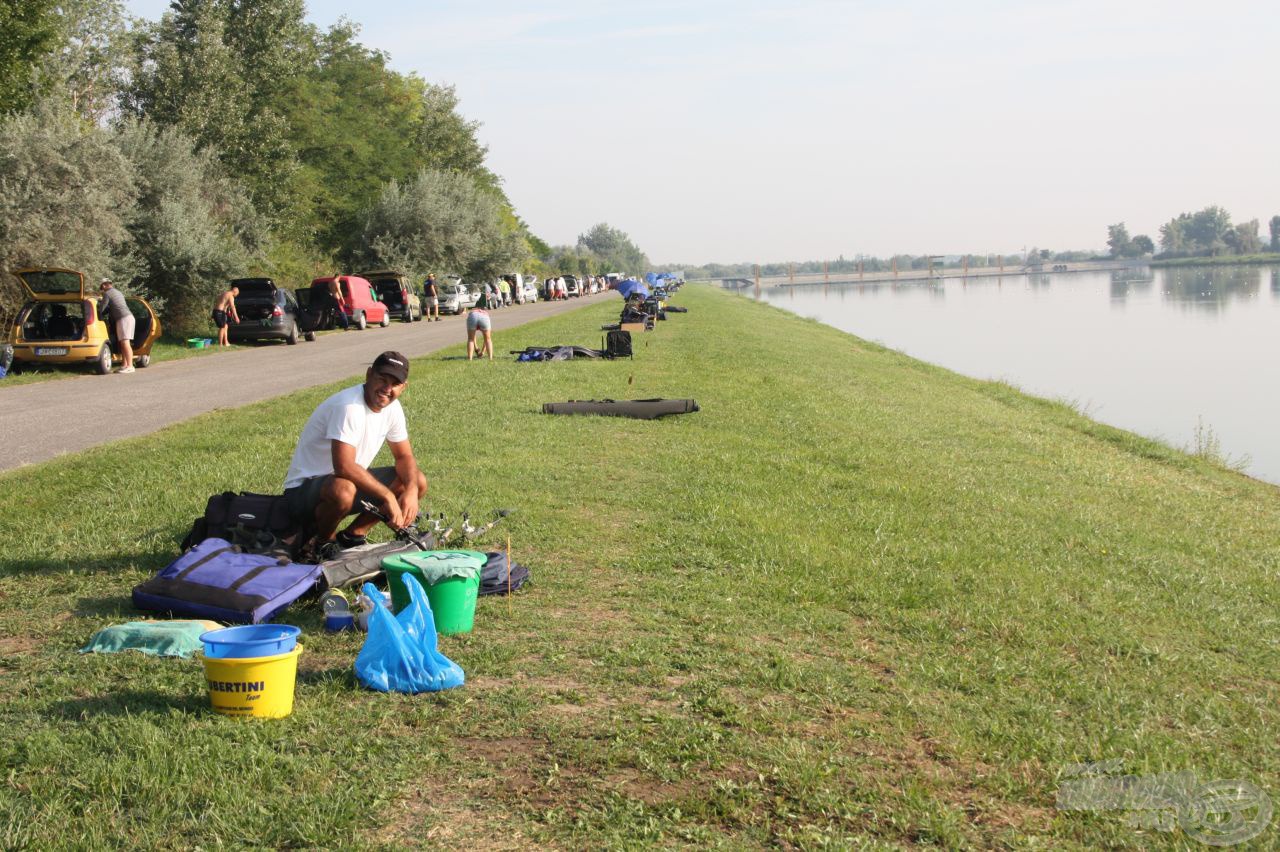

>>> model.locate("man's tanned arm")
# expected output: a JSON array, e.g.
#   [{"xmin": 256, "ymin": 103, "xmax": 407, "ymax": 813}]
[{"xmin": 331, "ymin": 440, "xmax": 407, "ymax": 528}]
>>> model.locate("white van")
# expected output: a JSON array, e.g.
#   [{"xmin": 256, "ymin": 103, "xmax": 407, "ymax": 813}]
[{"xmin": 502, "ymin": 273, "xmax": 526, "ymax": 303}]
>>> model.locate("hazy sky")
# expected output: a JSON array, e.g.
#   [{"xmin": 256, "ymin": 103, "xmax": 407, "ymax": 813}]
[{"xmin": 124, "ymin": 1, "xmax": 1279, "ymax": 264}]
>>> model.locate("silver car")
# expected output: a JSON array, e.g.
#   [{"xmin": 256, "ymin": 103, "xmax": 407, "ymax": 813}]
[{"xmin": 437, "ymin": 281, "xmax": 474, "ymax": 315}]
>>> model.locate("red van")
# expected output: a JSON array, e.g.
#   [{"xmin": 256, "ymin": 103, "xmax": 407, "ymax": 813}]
[{"xmin": 307, "ymin": 275, "xmax": 389, "ymax": 331}]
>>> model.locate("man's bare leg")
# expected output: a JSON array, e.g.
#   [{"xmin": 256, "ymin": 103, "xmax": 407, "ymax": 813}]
[{"xmin": 312, "ymin": 476, "xmax": 357, "ymax": 542}]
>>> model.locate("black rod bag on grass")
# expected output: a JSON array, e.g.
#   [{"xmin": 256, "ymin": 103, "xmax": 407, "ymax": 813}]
[
  {"xmin": 319, "ymin": 540, "xmax": 427, "ymax": 590},
  {"xmin": 542, "ymin": 399, "xmax": 699, "ymax": 420},
  {"xmin": 180, "ymin": 491, "xmax": 298, "ymax": 554}
]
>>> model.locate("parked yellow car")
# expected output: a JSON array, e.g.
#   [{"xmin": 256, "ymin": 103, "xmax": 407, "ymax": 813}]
[{"xmin": 7, "ymin": 267, "xmax": 161, "ymax": 374}]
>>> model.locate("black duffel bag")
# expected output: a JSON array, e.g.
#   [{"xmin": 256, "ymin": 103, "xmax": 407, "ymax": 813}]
[{"xmin": 180, "ymin": 491, "xmax": 299, "ymax": 555}]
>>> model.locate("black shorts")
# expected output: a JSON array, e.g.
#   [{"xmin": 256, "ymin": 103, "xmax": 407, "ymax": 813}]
[
  {"xmin": 284, "ymin": 466, "xmax": 400, "ymax": 523},
  {"xmin": 212, "ymin": 309, "xmax": 228, "ymax": 329}
]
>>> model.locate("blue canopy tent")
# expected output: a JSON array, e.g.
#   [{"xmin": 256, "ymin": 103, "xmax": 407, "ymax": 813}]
[{"xmin": 614, "ymin": 278, "xmax": 650, "ymax": 300}]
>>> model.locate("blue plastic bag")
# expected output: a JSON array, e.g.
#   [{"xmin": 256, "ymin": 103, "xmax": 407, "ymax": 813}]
[{"xmin": 354, "ymin": 577, "xmax": 464, "ymax": 693}]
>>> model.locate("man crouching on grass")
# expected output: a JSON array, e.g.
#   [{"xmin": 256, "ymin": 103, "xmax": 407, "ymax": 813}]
[{"xmin": 284, "ymin": 351, "xmax": 426, "ymax": 562}]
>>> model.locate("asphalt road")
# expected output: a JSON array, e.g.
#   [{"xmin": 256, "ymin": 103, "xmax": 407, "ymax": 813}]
[{"xmin": 0, "ymin": 293, "xmax": 611, "ymax": 473}]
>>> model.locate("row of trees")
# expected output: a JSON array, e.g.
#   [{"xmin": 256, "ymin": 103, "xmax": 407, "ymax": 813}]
[
  {"xmin": 0, "ymin": 0, "xmax": 649, "ymax": 332},
  {"xmin": 1107, "ymin": 207, "xmax": 1280, "ymax": 260},
  {"xmin": 1157, "ymin": 207, "xmax": 1278, "ymax": 258},
  {"xmin": 677, "ymin": 250, "xmax": 1093, "ymax": 280},
  {"xmin": 1105, "ymin": 224, "xmax": 1155, "ymax": 259},
  {"xmin": 677, "ymin": 206, "xmax": 1278, "ymax": 280}
]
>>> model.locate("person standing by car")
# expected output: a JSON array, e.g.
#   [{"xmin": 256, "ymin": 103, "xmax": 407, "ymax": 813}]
[
  {"xmin": 211, "ymin": 285, "xmax": 240, "ymax": 347},
  {"xmin": 466, "ymin": 289, "xmax": 493, "ymax": 361},
  {"xmin": 423, "ymin": 273, "xmax": 440, "ymax": 321},
  {"xmin": 97, "ymin": 278, "xmax": 135, "ymax": 373},
  {"xmin": 325, "ymin": 277, "xmax": 349, "ymax": 330},
  {"xmin": 284, "ymin": 351, "xmax": 426, "ymax": 561}
]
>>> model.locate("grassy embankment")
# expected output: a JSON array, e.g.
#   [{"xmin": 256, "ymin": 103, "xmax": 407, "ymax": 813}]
[
  {"xmin": 1, "ymin": 286, "xmax": 1277, "ymax": 848},
  {"xmin": 1151, "ymin": 253, "xmax": 1280, "ymax": 268}
]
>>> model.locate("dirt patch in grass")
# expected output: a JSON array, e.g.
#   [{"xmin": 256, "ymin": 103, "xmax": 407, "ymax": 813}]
[
  {"xmin": 377, "ymin": 772, "xmax": 538, "ymax": 850},
  {"xmin": 297, "ymin": 652, "xmax": 349, "ymax": 674},
  {"xmin": 868, "ymin": 727, "xmax": 1054, "ymax": 835},
  {"xmin": 601, "ymin": 764, "xmax": 757, "ymax": 809},
  {"xmin": 454, "ymin": 731, "xmax": 759, "ymax": 826},
  {"xmin": 0, "ymin": 634, "xmax": 41, "ymax": 656}
]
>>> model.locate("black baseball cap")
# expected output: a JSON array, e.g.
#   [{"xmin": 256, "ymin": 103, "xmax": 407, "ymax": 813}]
[{"xmin": 371, "ymin": 351, "xmax": 409, "ymax": 383}]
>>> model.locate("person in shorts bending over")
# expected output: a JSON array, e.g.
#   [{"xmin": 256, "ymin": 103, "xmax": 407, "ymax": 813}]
[
  {"xmin": 284, "ymin": 351, "xmax": 427, "ymax": 561},
  {"xmin": 97, "ymin": 278, "xmax": 135, "ymax": 373},
  {"xmin": 423, "ymin": 273, "xmax": 440, "ymax": 321},
  {"xmin": 466, "ymin": 289, "xmax": 493, "ymax": 360},
  {"xmin": 212, "ymin": 285, "xmax": 240, "ymax": 347}
]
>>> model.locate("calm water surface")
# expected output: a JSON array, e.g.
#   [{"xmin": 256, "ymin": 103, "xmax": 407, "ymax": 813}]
[{"xmin": 756, "ymin": 266, "xmax": 1280, "ymax": 484}]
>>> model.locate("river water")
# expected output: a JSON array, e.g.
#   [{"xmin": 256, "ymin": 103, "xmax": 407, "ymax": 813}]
[{"xmin": 754, "ymin": 265, "xmax": 1280, "ymax": 484}]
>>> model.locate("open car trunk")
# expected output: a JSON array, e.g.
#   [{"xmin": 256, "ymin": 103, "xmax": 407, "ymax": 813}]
[
  {"xmin": 230, "ymin": 278, "xmax": 279, "ymax": 324},
  {"xmin": 18, "ymin": 299, "xmax": 96, "ymax": 342},
  {"xmin": 371, "ymin": 281, "xmax": 406, "ymax": 312},
  {"xmin": 13, "ymin": 268, "xmax": 86, "ymax": 301},
  {"xmin": 234, "ymin": 297, "xmax": 279, "ymax": 323}
]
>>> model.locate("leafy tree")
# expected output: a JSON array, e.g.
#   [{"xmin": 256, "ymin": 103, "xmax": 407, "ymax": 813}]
[
  {"xmin": 1159, "ymin": 216, "xmax": 1187, "ymax": 255},
  {"xmin": 1225, "ymin": 219, "xmax": 1261, "ymax": 255},
  {"xmin": 112, "ymin": 118, "xmax": 263, "ymax": 331},
  {"xmin": 1131, "ymin": 234, "xmax": 1154, "ymax": 256},
  {"xmin": 526, "ymin": 233, "xmax": 552, "ymax": 262},
  {"xmin": 284, "ymin": 23, "xmax": 476, "ymax": 260},
  {"xmin": 0, "ymin": 0, "xmax": 59, "ymax": 113},
  {"xmin": 1270, "ymin": 216, "xmax": 1280, "ymax": 252},
  {"xmin": 37, "ymin": 0, "xmax": 128, "ymax": 122},
  {"xmin": 577, "ymin": 223, "xmax": 648, "ymax": 274},
  {"xmin": 0, "ymin": 99, "xmax": 134, "ymax": 306},
  {"xmin": 1106, "ymin": 223, "xmax": 1131, "ymax": 258},
  {"xmin": 547, "ymin": 246, "xmax": 599, "ymax": 276},
  {"xmin": 415, "ymin": 83, "xmax": 488, "ymax": 175},
  {"xmin": 358, "ymin": 168, "xmax": 527, "ymax": 282},
  {"xmin": 1182, "ymin": 206, "xmax": 1233, "ymax": 256},
  {"xmin": 124, "ymin": 0, "xmax": 304, "ymax": 226}
]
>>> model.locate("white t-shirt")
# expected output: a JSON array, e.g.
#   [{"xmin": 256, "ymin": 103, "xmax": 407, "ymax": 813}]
[{"xmin": 283, "ymin": 384, "xmax": 408, "ymax": 489}]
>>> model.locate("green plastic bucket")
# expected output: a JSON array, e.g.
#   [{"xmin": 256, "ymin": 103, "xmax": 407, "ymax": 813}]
[{"xmin": 382, "ymin": 550, "xmax": 485, "ymax": 635}]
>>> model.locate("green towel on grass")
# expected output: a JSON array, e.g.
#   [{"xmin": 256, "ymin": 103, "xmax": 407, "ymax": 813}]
[
  {"xmin": 398, "ymin": 550, "xmax": 485, "ymax": 584},
  {"xmin": 80, "ymin": 620, "xmax": 222, "ymax": 658}
]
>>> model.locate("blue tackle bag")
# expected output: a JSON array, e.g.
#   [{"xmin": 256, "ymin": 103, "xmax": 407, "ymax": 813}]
[
  {"xmin": 354, "ymin": 577, "xmax": 464, "ymax": 693},
  {"xmin": 132, "ymin": 537, "xmax": 321, "ymax": 624}
]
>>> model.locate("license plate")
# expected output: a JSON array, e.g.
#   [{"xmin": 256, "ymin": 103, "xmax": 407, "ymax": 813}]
[{"xmin": 35, "ymin": 347, "xmax": 68, "ymax": 356}]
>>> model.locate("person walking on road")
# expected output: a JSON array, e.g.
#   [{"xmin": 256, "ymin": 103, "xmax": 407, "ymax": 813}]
[
  {"xmin": 466, "ymin": 289, "xmax": 493, "ymax": 361},
  {"xmin": 97, "ymin": 279, "xmax": 135, "ymax": 373},
  {"xmin": 423, "ymin": 273, "xmax": 440, "ymax": 321},
  {"xmin": 212, "ymin": 285, "xmax": 240, "ymax": 347}
]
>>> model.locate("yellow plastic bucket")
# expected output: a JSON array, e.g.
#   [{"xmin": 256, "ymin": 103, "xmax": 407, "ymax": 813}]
[{"xmin": 202, "ymin": 644, "xmax": 303, "ymax": 719}]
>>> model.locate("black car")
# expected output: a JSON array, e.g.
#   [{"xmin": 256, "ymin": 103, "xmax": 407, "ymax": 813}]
[{"xmin": 227, "ymin": 277, "xmax": 313, "ymax": 345}]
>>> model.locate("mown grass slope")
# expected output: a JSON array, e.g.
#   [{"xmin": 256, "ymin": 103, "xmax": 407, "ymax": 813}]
[{"xmin": 1, "ymin": 285, "xmax": 1276, "ymax": 848}]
